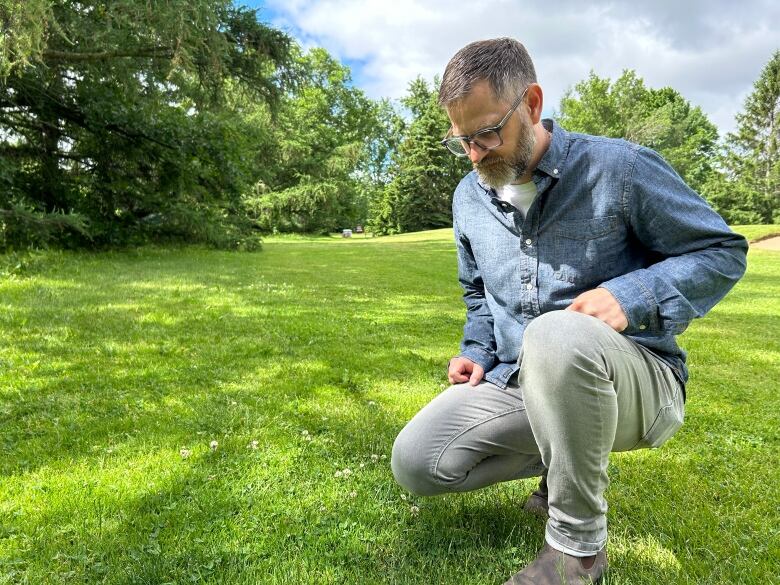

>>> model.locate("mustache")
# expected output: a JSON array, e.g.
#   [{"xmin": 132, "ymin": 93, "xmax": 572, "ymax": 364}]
[{"xmin": 475, "ymin": 156, "xmax": 508, "ymax": 168}]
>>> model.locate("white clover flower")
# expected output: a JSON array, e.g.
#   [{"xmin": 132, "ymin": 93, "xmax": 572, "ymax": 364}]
[
  {"xmin": 410, "ymin": 505, "xmax": 420, "ymax": 516},
  {"xmin": 371, "ymin": 454, "xmax": 379, "ymax": 462},
  {"xmin": 400, "ymin": 493, "xmax": 407, "ymax": 501},
  {"xmin": 359, "ymin": 463, "xmax": 366, "ymax": 469},
  {"xmin": 209, "ymin": 440, "xmax": 219, "ymax": 451},
  {"xmin": 248, "ymin": 440, "xmax": 259, "ymax": 450},
  {"xmin": 335, "ymin": 470, "xmax": 343, "ymax": 478},
  {"xmin": 301, "ymin": 430, "xmax": 310, "ymax": 436},
  {"xmin": 367, "ymin": 400, "xmax": 376, "ymax": 406},
  {"xmin": 349, "ymin": 491, "xmax": 357, "ymax": 498},
  {"xmin": 304, "ymin": 435, "xmax": 312, "ymax": 442},
  {"xmin": 180, "ymin": 448, "xmax": 191, "ymax": 459},
  {"xmin": 342, "ymin": 468, "xmax": 352, "ymax": 477}
]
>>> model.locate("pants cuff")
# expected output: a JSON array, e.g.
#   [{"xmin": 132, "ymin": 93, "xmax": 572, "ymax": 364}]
[{"xmin": 545, "ymin": 523, "xmax": 606, "ymax": 556}]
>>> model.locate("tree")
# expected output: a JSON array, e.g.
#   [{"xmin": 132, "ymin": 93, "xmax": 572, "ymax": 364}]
[
  {"xmin": 0, "ymin": 1, "xmax": 292, "ymax": 250},
  {"xmin": 370, "ymin": 77, "xmax": 470, "ymax": 235},
  {"xmin": 711, "ymin": 50, "xmax": 779, "ymax": 224},
  {"xmin": 242, "ymin": 47, "xmax": 394, "ymax": 233},
  {"xmin": 557, "ymin": 70, "xmax": 719, "ymax": 194}
]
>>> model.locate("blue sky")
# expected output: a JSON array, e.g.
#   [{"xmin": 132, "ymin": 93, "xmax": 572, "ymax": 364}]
[{"xmin": 239, "ymin": 0, "xmax": 778, "ymax": 136}]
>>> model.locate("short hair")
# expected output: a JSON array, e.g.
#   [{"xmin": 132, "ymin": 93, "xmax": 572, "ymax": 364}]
[{"xmin": 438, "ymin": 38, "xmax": 537, "ymax": 107}]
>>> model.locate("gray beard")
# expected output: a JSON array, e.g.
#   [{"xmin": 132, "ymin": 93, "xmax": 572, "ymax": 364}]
[{"xmin": 475, "ymin": 123, "xmax": 535, "ymax": 189}]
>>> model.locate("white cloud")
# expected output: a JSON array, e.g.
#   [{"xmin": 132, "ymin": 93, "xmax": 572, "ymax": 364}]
[{"xmin": 265, "ymin": 0, "xmax": 779, "ymax": 135}]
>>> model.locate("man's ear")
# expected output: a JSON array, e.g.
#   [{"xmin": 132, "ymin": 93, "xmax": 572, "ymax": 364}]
[{"xmin": 525, "ymin": 83, "xmax": 544, "ymax": 124}]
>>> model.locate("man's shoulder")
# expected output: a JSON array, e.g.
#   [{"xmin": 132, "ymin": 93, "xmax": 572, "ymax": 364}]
[
  {"xmin": 558, "ymin": 127, "xmax": 650, "ymax": 176},
  {"xmin": 565, "ymin": 128, "xmax": 644, "ymax": 155},
  {"xmin": 453, "ymin": 171, "xmax": 482, "ymax": 202}
]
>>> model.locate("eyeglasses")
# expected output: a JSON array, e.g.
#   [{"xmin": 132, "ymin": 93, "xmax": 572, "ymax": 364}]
[{"xmin": 441, "ymin": 87, "xmax": 528, "ymax": 157}]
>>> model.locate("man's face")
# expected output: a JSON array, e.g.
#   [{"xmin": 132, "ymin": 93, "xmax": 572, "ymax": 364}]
[{"xmin": 446, "ymin": 81, "xmax": 535, "ymax": 189}]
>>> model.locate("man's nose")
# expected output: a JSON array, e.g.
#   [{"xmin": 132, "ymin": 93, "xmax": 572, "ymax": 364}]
[{"xmin": 468, "ymin": 143, "xmax": 488, "ymax": 164}]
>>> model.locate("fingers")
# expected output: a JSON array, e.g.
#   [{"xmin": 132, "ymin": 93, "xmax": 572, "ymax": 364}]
[
  {"xmin": 468, "ymin": 364, "xmax": 485, "ymax": 386},
  {"xmin": 448, "ymin": 357, "xmax": 483, "ymax": 385},
  {"xmin": 447, "ymin": 359, "xmax": 469, "ymax": 384},
  {"xmin": 565, "ymin": 288, "xmax": 628, "ymax": 332}
]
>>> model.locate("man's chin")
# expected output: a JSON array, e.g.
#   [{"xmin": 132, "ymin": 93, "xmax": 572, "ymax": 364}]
[{"xmin": 476, "ymin": 168, "xmax": 515, "ymax": 189}]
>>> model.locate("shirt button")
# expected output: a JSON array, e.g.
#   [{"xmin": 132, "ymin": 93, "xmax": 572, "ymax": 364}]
[
  {"xmin": 525, "ymin": 238, "xmax": 532, "ymax": 245},
  {"xmin": 639, "ymin": 324, "xmax": 646, "ymax": 330},
  {"xmin": 526, "ymin": 283, "xmax": 533, "ymax": 290},
  {"xmin": 553, "ymin": 168, "xmax": 559, "ymax": 175}
]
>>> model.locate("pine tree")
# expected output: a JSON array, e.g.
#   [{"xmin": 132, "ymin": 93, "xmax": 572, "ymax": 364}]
[
  {"xmin": 720, "ymin": 50, "xmax": 779, "ymax": 223},
  {"xmin": 370, "ymin": 78, "xmax": 469, "ymax": 235}
]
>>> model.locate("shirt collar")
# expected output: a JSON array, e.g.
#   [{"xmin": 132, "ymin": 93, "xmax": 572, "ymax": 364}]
[
  {"xmin": 475, "ymin": 118, "xmax": 569, "ymax": 194},
  {"xmin": 534, "ymin": 118, "xmax": 569, "ymax": 179}
]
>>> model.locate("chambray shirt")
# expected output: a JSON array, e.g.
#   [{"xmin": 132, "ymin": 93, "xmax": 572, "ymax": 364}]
[{"xmin": 453, "ymin": 119, "xmax": 748, "ymax": 391}]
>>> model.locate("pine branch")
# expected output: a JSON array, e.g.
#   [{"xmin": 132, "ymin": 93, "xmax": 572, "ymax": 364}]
[{"xmin": 42, "ymin": 47, "xmax": 175, "ymax": 62}]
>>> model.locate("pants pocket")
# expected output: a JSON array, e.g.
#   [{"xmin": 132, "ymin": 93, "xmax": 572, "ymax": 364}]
[{"xmin": 637, "ymin": 378, "xmax": 685, "ymax": 449}]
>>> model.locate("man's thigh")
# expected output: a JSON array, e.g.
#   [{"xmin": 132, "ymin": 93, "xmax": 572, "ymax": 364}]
[
  {"xmin": 391, "ymin": 380, "xmax": 543, "ymax": 495},
  {"xmin": 607, "ymin": 341, "xmax": 685, "ymax": 451},
  {"xmin": 520, "ymin": 311, "xmax": 685, "ymax": 452}
]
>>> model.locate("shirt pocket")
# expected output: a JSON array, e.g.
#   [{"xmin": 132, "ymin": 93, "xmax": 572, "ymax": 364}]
[{"xmin": 553, "ymin": 215, "xmax": 620, "ymax": 285}]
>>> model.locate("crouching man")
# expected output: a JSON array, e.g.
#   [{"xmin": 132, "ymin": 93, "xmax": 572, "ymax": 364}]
[{"xmin": 391, "ymin": 38, "xmax": 747, "ymax": 584}]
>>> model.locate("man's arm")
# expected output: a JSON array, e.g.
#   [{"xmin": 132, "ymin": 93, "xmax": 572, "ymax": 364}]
[
  {"xmin": 598, "ymin": 147, "xmax": 748, "ymax": 336},
  {"xmin": 451, "ymin": 219, "xmax": 498, "ymax": 383}
]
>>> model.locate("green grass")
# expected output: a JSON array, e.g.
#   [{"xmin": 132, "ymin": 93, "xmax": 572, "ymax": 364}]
[
  {"xmin": 0, "ymin": 229, "xmax": 778, "ymax": 584},
  {"xmin": 731, "ymin": 224, "xmax": 780, "ymax": 242}
]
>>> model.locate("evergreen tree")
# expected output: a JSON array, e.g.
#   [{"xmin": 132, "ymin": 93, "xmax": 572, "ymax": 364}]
[
  {"xmin": 370, "ymin": 78, "xmax": 469, "ymax": 235},
  {"xmin": 712, "ymin": 50, "xmax": 779, "ymax": 224},
  {"xmin": 241, "ymin": 47, "xmax": 393, "ymax": 234},
  {"xmin": 0, "ymin": 1, "xmax": 292, "ymax": 249}
]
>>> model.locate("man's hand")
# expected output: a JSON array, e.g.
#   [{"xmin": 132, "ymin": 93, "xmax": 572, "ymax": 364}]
[
  {"xmin": 448, "ymin": 356, "xmax": 485, "ymax": 386},
  {"xmin": 566, "ymin": 288, "xmax": 628, "ymax": 332}
]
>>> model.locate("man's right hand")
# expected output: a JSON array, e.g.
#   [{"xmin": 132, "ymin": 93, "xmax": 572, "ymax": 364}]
[{"xmin": 448, "ymin": 357, "xmax": 485, "ymax": 386}]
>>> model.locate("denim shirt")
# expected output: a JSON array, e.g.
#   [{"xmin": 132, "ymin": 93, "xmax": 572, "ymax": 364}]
[{"xmin": 453, "ymin": 119, "xmax": 748, "ymax": 391}]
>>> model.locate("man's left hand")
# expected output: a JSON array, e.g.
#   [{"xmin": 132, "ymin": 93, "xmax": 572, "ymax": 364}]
[{"xmin": 566, "ymin": 288, "xmax": 628, "ymax": 332}]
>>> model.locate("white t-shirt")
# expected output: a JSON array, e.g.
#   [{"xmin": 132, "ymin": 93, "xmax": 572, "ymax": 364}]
[{"xmin": 498, "ymin": 181, "xmax": 538, "ymax": 217}]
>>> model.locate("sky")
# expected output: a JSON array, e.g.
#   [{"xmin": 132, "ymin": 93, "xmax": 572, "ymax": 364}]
[{"xmin": 242, "ymin": 0, "xmax": 778, "ymax": 136}]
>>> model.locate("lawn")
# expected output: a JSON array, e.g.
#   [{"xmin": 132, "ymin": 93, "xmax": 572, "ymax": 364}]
[{"xmin": 0, "ymin": 228, "xmax": 778, "ymax": 584}]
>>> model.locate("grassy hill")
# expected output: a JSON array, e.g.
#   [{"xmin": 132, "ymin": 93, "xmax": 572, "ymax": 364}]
[{"xmin": 0, "ymin": 228, "xmax": 778, "ymax": 584}]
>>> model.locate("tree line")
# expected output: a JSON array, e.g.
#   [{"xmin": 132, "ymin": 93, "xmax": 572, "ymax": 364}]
[{"xmin": 1, "ymin": 2, "xmax": 777, "ymax": 251}]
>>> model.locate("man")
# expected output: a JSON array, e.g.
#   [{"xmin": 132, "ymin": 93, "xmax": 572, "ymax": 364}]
[{"xmin": 390, "ymin": 38, "xmax": 747, "ymax": 584}]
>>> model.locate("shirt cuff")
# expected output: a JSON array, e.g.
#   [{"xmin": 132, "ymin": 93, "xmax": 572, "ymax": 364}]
[
  {"xmin": 457, "ymin": 346, "xmax": 497, "ymax": 373},
  {"xmin": 599, "ymin": 272, "xmax": 659, "ymax": 335}
]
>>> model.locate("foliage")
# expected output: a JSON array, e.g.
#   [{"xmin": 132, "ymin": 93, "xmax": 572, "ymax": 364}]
[
  {"xmin": 710, "ymin": 50, "xmax": 779, "ymax": 224},
  {"xmin": 557, "ymin": 70, "xmax": 719, "ymax": 194},
  {"xmin": 370, "ymin": 77, "xmax": 470, "ymax": 235},
  {"xmin": 242, "ymin": 48, "xmax": 397, "ymax": 234},
  {"xmin": 0, "ymin": 0, "xmax": 292, "ymax": 250}
]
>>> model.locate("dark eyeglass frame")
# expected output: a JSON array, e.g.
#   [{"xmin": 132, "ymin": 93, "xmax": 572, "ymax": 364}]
[{"xmin": 441, "ymin": 87, "xmax": 529, "ymax": 157}]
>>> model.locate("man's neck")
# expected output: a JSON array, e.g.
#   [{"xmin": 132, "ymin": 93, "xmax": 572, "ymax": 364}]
[{"xmin": 513, "ymin": 122, "xmax": 552, "ymax": 184}]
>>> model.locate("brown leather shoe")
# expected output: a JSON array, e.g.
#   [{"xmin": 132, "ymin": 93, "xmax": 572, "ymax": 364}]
[
  {"xmin": 503, "ymin": 543, "xmax": 607, "ymax": 584},
  {"xmin": 523, "ymin": 472, "xmax": 549, "ymax": 518}
]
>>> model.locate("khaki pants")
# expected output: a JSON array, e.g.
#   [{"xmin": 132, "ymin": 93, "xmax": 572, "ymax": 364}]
[{"xmin": 391, "ymin": 310, "xmax": 685, "ymax": 556}]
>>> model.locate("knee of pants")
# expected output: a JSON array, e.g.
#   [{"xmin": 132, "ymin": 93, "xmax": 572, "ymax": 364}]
[
  {"xmin": 391, "ymin": 425, "xmax": 448, "ymax": 497},
  {"xmin": 523, "ymin": 310, "xmax": 608, "ymax": 366}
]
